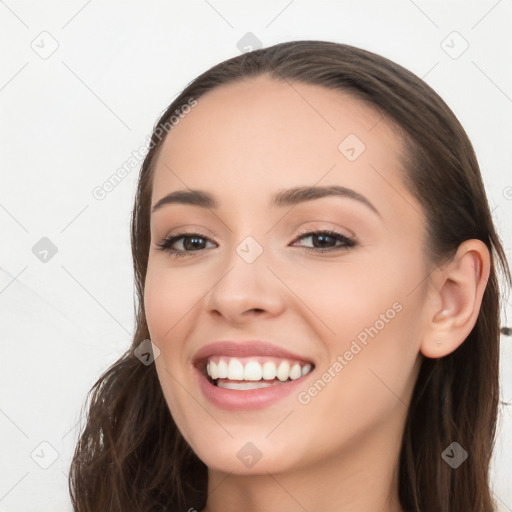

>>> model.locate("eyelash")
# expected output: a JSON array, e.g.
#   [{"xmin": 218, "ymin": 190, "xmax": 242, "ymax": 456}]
[{"xmin": 155, "ymin": 228, "xmax": 356, "ymax": 258}]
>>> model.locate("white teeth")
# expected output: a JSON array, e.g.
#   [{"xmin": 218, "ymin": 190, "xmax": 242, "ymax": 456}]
[
  {"xmin": 227, "ymin": 358, "xmax": 244, "ymax": 380},
  {"xmin": 301, "ymin": 363, "xmax": 312, "ymax": 376},
  {"xmin": 205, "ymin": 357, "xmax": 314, "ymax": 382},
  {"xmin": 276, "ymin": 361, "xmax": 290, "ymax": 381},
  {"xmin": 217, "ymin": 381, "xmax": 277, "ymax": 390},
  {"xmin": 244, "ymin": 361, "xmax": 263, "ymax": 381},
  {"xmin": 289, "ymin": 363, "xmax": 302, "ymax": 380},
  {"xmin": 217, "ymin": 359, "xmax": 228, "ymax": 378},
  {"xmin": 208, "ymin": 361, "xmax": 217, "ymax": 379},
  {"xmin": 262, "ymin": 361, "xmax": 276, "ymax": 380}
]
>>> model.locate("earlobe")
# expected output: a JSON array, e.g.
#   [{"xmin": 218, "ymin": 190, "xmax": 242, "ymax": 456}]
[{"xmin": 420, "ymin": 240, "xmax": 491, "ymax": 359}]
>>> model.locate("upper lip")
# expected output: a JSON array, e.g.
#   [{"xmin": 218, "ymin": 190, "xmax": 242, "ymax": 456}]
[{"xmin": 192, "ymin": 340, "xmax": 315, "ymax": 366}]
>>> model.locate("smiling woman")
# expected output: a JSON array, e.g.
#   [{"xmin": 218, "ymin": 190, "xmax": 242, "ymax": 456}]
[{"xmin": 69, "ymin": 41, "xmax": 510, "ymax": 512}]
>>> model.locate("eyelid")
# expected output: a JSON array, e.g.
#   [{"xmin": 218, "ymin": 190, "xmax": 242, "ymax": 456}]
[
  {"xmin": 157, "ymin": 224, "xmax": 354, "ymax": 246},
  {"xmin": 293, "ymin": 223, "xmax": 356, "ymax": 242},
  {"xmin": 155, "ymin": 230, "xmax": 217, "ymax": 251},
  {"xmin": 291, "ymin": 227, "xmax": 355, "ymax": 250},
  {"xmin": 158, "ymin": 224, "xmax": 221, "ymax": 241},
  {"xmin": 155, "ymin": 225, "xmax": 357, "ymax": 260}
]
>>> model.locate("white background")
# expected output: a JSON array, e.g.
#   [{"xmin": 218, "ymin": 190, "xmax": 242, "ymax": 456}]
[{"xmin": 1, "ymin": 1, "xmax": 511, "ymax": 511}]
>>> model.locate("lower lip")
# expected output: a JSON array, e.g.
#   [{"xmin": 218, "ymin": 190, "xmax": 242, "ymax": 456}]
[{"xmin": 194, "ymin": 365, "xmax": 313, "ymax": 411}]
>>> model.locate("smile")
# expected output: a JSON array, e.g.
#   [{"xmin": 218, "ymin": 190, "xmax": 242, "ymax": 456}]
[
  {"xmin": 205, "ymin": 356, "xmax": 313, "ymax": 390},
  {"xmin": 191, "ymin": 340, "xmax": 316, "ymax": 410},
  {"xmin": 194, "ymin": 357, "xmax": 315, "ymax": 411}
]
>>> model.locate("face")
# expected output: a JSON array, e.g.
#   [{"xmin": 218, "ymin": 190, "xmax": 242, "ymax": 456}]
[{"xmin": 144, "ymin": 76, "xmax": 429, "ymax": 476}]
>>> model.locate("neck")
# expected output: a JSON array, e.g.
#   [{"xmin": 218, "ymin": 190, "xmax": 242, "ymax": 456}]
[{"xmin": 201, "ymin": 415, "xmax": 405, "ymax": 512}]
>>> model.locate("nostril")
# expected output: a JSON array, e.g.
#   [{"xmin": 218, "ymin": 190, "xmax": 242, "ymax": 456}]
[{"xmin": 246, "ymin": 308, "xmax": 264, "ymax": 314}]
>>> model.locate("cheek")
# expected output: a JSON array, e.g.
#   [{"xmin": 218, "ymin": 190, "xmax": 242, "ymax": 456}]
[
  {"xmin": 284, "ymin": 252, "xmax": 409, "ymax": 344},
  {"xmin": 306, "ymin": 255, "xmax": 424, "ymax": 425},
  {"xmin": 295, "ymin": 302, "xmax": 421, "ymax": 459},
  {"xmin": 144, "ymin": 262, "xmax": 201, "ymax": 434},
  {"xmin": 143, "ymin": 261, "xmax": 200, "ymax": 344},
  {"xmin": 144, "ymin": 268, "xmax": 173, "ymax": 342},
  {"xmin": 293, "ymin": 245, "xmax": 424, "ymax": 398}
]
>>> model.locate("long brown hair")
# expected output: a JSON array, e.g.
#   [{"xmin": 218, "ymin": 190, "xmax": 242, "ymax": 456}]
[{"xmin": 69, "ymin": 41, "xmax": 511, "ymax": 511}]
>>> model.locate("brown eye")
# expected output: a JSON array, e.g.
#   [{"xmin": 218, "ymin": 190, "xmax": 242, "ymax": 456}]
[
  {"xmin": 292, "ymin": 230, "xmax": 356, "ymax": 253},
  {"xmin": 156, "ymin": 233, "xmax": 216, "ymax": 257}
]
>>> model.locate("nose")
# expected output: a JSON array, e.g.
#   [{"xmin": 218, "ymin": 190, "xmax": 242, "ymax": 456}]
[{"xmin": 204, "ymin": 243, "xmax": 286, "ymax": 325}]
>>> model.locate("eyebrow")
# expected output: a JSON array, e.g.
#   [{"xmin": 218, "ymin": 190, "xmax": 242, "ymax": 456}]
[{"xmin": 151, "ymin": 185, "xmax": 380, "ymax": 217}]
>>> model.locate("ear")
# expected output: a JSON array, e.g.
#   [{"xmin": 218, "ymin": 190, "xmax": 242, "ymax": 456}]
[{"xmin": 420, "ymin": 239, "xmax": 491, "ymax": 358}]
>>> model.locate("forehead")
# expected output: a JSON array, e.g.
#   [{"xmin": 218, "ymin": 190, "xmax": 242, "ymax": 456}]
[{"xmin": 151, "ymin": 76, "xmax": 413, "ymax": 218}]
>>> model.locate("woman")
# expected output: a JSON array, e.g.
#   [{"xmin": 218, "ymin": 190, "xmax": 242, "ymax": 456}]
[{"xmin": 69, "ymin": 40, "xmax": 511, "ymax": 511}]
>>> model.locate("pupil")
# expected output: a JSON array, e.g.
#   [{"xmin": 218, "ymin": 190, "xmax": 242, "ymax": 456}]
[
  {"xmin": 184, "ymin": 237, "xmax": 204, "ymax": 250},
  {"xmin": 314, "ymin": 234, "xmax": 333, "ymax": 248}
]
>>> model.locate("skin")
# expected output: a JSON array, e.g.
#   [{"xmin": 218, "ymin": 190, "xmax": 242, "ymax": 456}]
[{"xmin": 144, "ymin": 75, "xmax": 490, "ymax": 512}]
